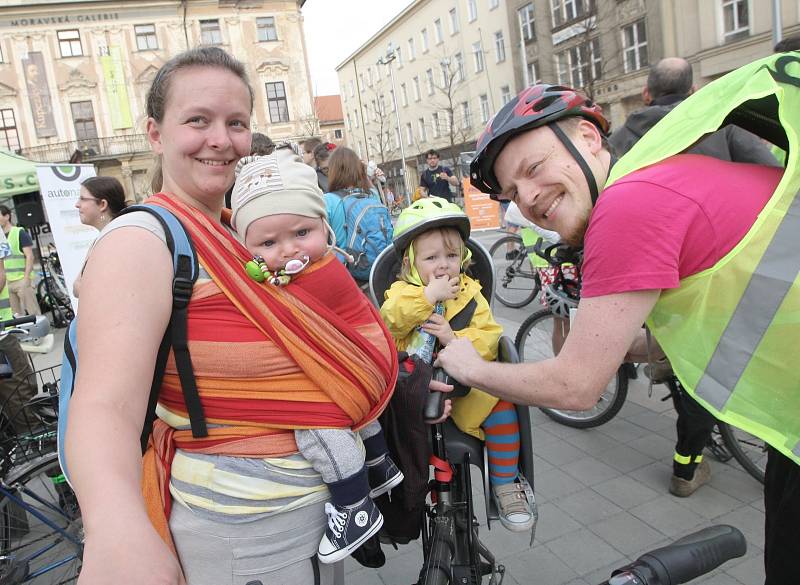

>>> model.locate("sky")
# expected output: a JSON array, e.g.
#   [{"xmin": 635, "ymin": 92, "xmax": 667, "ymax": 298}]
[{"xmin": 302, "ymin": 0, "xmax": 413, "ymax": 97}]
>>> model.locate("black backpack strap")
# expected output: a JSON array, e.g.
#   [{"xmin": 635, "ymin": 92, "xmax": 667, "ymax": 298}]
[
  {"xmin": 448, "ymin": 298, "xmax": 477, "ymax": 332},
  {"xmin": 117, "ymin": 205, "xmax": 206, "ymax": 452}
]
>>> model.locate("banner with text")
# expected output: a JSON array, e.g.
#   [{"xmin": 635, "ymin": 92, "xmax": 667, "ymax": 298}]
[
  {"xmin": 22, "ymin": 52, "xmax": 57, "ymax": 139},
  {"xmin": 462, "ymin": 177, "xmax": 500, "ymax": 231},
  {"xmin": 100, "ymin": 46, "xmax": 133, "ymax": 129},
  {"xmin": 36, "ymin": 164, "xmax": 97, "ymax": 310}
]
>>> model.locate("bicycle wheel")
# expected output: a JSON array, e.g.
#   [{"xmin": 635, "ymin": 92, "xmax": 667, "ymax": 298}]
[
  {"xmin": 489, "ymin": 235, "xmax": 540, "ymax": 308},
  {"xmin": 717, "ymin": 422, "xmax": 766, "ymax": 484},
  {"xmin": 420, "ymin": 515, "xmax": 454, "ymax": 585},
  {"xmin": 515, "ymin": 309, "xmax": 628, "ymax": 428},
  {"xmin": 0, "ymin": 451, "xmax": 82, "ymax": 584}
]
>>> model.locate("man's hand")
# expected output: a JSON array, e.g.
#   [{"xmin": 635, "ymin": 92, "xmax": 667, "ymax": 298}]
[
  {"xmin": 422, "ymin": 313, "xmax": 455, "ymax": 346},
  {"xmin": 434, "ymin": 337, "xmax": 484, "ymax": 387},
  {"xmin": 438, "ymin": 171, "xmax": 450, "ymax": 181},
  {"xmin": 424, "ymin": 275, "xmax": 459, "ymax": 304}
]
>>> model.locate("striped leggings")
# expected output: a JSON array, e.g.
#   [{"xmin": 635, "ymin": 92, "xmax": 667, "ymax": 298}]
[{"xmin": 482, "ymin": 401, "xmax": 521, "ymax": 485}]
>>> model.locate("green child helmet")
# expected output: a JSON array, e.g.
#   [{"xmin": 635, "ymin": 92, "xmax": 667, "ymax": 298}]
[{"xmin": 393, "ymin": 196, "xmax": 471, "ymax": 257}]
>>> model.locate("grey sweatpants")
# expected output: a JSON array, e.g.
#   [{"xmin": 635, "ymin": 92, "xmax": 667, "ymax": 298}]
[
  {"xmin": 170, "ymin": 499, "xmax": 335, "ymax": 585},
  {"xmin": 294, "ymin": 420, "xmax": 381, "ymax": 484}
]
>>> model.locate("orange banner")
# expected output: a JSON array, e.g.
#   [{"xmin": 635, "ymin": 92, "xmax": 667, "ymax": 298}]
[{"xmin": 462, "ymin": 177, "xmax": 500, "ymax": 231}]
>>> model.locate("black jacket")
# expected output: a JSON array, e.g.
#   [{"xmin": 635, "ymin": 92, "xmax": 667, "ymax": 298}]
[{"xmin": 609, "ymin": 94, "xmax": 779, "ymax": 166}]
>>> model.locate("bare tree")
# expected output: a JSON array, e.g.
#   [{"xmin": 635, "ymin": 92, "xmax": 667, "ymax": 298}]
[
  {"xmin": 360, "ymin": 76, "xmax": 399, "ymax": 165},
  {"xmin": 295, "ymin": 100, "xmax": 321, "ymax": 139}
]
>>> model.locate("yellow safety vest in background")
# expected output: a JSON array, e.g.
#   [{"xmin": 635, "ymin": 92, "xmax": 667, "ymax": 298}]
[
  {"xmin": 6, "ymin": 226, "xmax": 30, "ymax": 282},
  {"xmin": 606, "ymin": 52, "xmax": 800, "ymax": 465}
]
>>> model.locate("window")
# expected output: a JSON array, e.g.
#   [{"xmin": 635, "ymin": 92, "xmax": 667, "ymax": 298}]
[
  {"xmin": 371, "ymin": 99, "xmax": 378, "ymax": 121},
  {"xmin": 367, "ymin": 67, "xmax": 374, "ymax": 87},
  {"xmin": 556, "ymin": 39, "xmax": 601, "ymax": 87},
  {"xmin": 353, "ymin": 110, "xmax": 360, "ymax": 128},
  {"xmin": 455, "ymin": 52, "xmax": 465, "ymax": 82},
  {"xmin": 440, "ymin": 61, "xmax": 450, "ymax": 87},
  {"xmin": 421, "ymin": 28, "xmax": 429, "ymax": 53},
  {"xmin": 432, "ymin": 112, "xmax": 441, "ymax": 138},
  {"xmin": 467, "ymin": 0, "xmax": 478, "ymax": 22},
  {"xmin": 394, "ymin": 128, "xmax": 401, "ymax": 149},
  {"xmin": 722, "ymin": 0, "xmax": 749, "ymax": 39},
  {"xmin": 265, "ymin": 81, "xmax": 289, "ymax": 123},
  {"xmin": 0, "ymin": 44, "xmax": 4, "ymax": 63},
  {"xmin": 396, "ymin": 46, "xmax": 403, "ymax": 66},
  {"xmin": 346, "ymin": 114, "xmax": 352, "ymax": 131},
  {"xmin": 494, "ymin": 31, "xmax": 506, "ymax": 63},
  {"xmin": 58, "ymin": 30, "xmax": 83, "ymax": 57},
  {"xmin": 405, "ymin": 122, "xmax": 414, "ymax": 146},
  {"xmin": 461, "ymin": 101, "xmax": 472, "ymax": 128},
  {"xmin": 408, "ymin": 38, "xmax": 416, "ymax": 61},
  {"xmin": 449, "ymin": 7, "xmax": 459, "ymax": 34},
  {"xmin": 622, "ymin": 20, "xmax": 648, "ymax": 73},
  {"xmin": 489, "ymin": 0, "xmax": 499, "ymax": 9},
  {"xmin": 518, "ymin": 4, "xmax": 535, "ymax": 42},
  {"xmin": 413, "ymin": 76, "xmax": 421, "ymax": 101},
  {"xmin": 200, "ymin": 19, "xmax": 222, "ymax": 45},
  {"xmin": 359, "ymin": 73, "xmax": 365, "ymax": 88},
  {"xmin": 257, "ymin": 16, "xmax": 278, "ymax": 42},
  {"xmin": 0, "ymin": 109, "xmax": 20, "ymax": 152},
  {"xmin": 479, "ymin": 94, "xmax": 490, "ymax": 123},
  {"xmin": 551, "ymin": 0, "xmax": 594, "ymax": 28},
  {"xmin": 400, "ymin": 83, "xmax": 408, "ymax": 106},
  {"xmin": 71, "ymin": 101, "xmax": 98, "ymax": 148},
  {"xmin": 334, "ymin": 129, "xmax": 343, "ymax": 139},
  {"xmin": 434, "ymin": 18, "xmax": 444, "ymax": 44},
  {"xmin": 472, "ymin": 42, "xmax": 484, "ymax": 73},
  {"xmin": 426, "ymin": 68, "xmax": 435, "ymax": 95},
  {"xmin": 418, "ymin": 118, "xmax": 427, "ymax": 143},
  {"xmin": 349, "ymin": 80, "xmax": 355, "ymax": 97},
  {"xmin": 135, "ymin": 24, "xmax": 158, "ymax": 50},
  {"xmin": 390, "ymin": 89, "xmax": 396, "ymax": 111},
  {"xmin": 526, "ymin": 59, "xmax": 541, "ymax": 85},
  {"xmin": 500, "ymin": 85, "xmax": 511, "ymax": 105}
]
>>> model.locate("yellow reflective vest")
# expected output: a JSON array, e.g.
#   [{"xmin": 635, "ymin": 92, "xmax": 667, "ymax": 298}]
[
  {"xmin": 6, "ymin": 226, "xmax": 31, "ymax": 283},
  {"xmin": 607, "ymin": 52, "xmax": 800, "ymax": 465}
]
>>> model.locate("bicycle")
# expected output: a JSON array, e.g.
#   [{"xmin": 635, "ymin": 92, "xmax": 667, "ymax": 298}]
[
  {"xmin": 35, "ymin": 246, "xmax": 74, "ymax": 329},
  {"xmin": 0, "ymin": 316, "xmax": 82, "ymax": 584},
  {"xmin": 513, "ymin": 259, "xmax": 766, "ymax": 484},
  {"xmin": 488, "ymin": 227, "xmax": 544, "ymax": 309}
]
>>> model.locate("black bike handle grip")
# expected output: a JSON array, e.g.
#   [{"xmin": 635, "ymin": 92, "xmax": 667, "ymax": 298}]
[
  {"xmin": 0, "ymin": 315, "xmax": 37, "ymax": 330},
  {"xmin": 616, "ymin": 525, "xmax": 746, "ymax": 585},
  {"xmin": 423, "ymin": 368, "xmax": 448, "ymax": 423}
]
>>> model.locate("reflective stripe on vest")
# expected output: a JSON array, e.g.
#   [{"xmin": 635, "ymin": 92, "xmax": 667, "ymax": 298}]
[
  {"xmin": 6, "ymin": 226, "xmax": 29, "ymax": 281},
  {"xmin": 606, "ymin": 52, "xmax": 800, "ymax": 465}
]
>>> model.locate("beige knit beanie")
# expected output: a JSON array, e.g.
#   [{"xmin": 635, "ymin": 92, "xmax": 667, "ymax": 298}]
[{"xmin": 230, "ymin": 145, "xmax": 328, "ymax": 238}]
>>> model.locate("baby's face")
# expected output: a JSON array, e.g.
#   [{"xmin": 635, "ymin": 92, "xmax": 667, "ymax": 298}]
[{"xmin": 244, "ymin": 214, "xmax": 328, "ymax": 270}]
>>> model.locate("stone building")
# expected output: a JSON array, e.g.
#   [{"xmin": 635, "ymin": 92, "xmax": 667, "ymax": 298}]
[
  {"xmin": 314, "ymin": 94, "xmax": 345, "ymax": 147},
  {"xmin": 0, "ymin": 0, "xmax": 315, "ymax": 201}
]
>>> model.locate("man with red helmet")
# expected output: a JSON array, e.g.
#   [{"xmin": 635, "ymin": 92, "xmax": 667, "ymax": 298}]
[{"xmin": 436, "ymin": 73, "xmax": 799, "ymax": 585}]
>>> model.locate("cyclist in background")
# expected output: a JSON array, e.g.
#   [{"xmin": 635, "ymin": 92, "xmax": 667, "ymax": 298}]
[
  {"xmin": 436, "ymin": 69, "xmax": 799, "ymax": 584},
  {"xmin": 609, "ymin": 56, "xmax": 780, "ymax": 498}
]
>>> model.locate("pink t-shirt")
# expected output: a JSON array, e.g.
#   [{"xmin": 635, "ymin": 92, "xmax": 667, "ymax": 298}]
[{"xmin": 581, "ymin": 154, "xmax": 783, "ymax": 298}]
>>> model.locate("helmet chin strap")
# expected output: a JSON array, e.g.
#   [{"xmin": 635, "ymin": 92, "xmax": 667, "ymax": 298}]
[{"xmin": 548, "ymin": 122, "xmax": 600, "ymax": 206}]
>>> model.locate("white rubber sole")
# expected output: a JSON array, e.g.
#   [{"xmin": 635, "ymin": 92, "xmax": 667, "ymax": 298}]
[
  {"xmin": 317, "ymin": 512, "xmax": 384, "ymax": 565},
  {"xmin": 369, "ymin": 470, "xmax": 404, "ymax": 499}
]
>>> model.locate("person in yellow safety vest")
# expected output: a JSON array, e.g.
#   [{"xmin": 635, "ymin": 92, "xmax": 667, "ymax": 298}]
[
  {"xmin": 0, "ymin": 206, "xmax": 41, "ymax": 317},
  {"xmin": 439, "ymin": 54, "xmax": 800, "ymax": 585}
]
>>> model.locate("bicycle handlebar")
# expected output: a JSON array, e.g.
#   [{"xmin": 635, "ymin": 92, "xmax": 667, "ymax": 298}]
[
  {"xmin": 0, "ymin": 315, "xmax": 37, "ymax": 331},
  {"xmin": 607, "ymin": 525, "xmax": 746, "ymax": 585},
  {"xmin": 532, "ymin": 238, "xmax": 583, "ymax": 267},
  {"xmin": 423, "ymin": 369, "xmax": 448, "ymax": 423}
]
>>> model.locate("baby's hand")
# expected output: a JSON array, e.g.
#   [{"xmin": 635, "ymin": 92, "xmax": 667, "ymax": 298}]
[
  {"xmin": 421, "ymin": 313, "xmax": 455, "ymax": 346},
  {"xmin": 424, "ymin": 275, "xmax": 460, "ymax": 304}
]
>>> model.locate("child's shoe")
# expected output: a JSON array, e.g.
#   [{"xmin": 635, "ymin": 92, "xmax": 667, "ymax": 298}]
[
  {"xmin": 367, "ymin": 454, "xmax": 404, "ymax": 498},
  {"xmin": 318, "ymin": 497, "xmax": 384, "ymax": 564},
  {"xmin": 492, "ymin": 475, "xmax": 536, "ymax": 532}
]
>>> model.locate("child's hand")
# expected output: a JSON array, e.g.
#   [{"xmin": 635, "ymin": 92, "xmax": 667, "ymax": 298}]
[
  {"xmin": 422, "ymin": 313, "xmax": 455, "ymax": 346},
  {"xmin": 424, "ymin": 275, "xmax": 460, "ymax": 304}
]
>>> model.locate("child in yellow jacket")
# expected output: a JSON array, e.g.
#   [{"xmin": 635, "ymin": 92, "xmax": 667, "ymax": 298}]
[{"xmin": 380, "ymin": 197, "xmax": 534, "ymax": 532}]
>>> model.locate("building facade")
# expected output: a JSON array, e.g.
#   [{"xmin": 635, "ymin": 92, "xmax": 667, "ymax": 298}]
[
  {"xmin": 314, "ymin": 94, "xmax": 345, "ymax": 146},
  {"xmin": 335, "ymin": 0, "xmax": 519, "ymax": 197},
  {"xmin": 507, "ymin": 0, "xmax": 800, "ymax": 130},
  {"xmin": 0, "ymin": 0, "xmax": 316, "ymax": 202}
]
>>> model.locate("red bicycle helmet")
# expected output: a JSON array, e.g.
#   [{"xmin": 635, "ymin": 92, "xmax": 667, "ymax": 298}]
[{"xmin": 470, "ymin": 84, "xmax": 609, "ymax": 198}]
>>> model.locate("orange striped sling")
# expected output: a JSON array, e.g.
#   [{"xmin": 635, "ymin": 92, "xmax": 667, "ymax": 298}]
[{"xmin": 140, "ymin": 193, "xmax": 398, "ymax": 546}]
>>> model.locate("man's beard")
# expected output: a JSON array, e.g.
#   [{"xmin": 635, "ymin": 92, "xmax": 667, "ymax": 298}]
[{"xmin": 558, "ymin": 206, "xmax": 591, "ymax": 247}]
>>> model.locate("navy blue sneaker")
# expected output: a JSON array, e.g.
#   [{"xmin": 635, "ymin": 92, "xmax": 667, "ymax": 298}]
[
  {"xmin": 367, "ymin": 455, "xmax": 403, "ymax": 498},
  {"xmin": 318, "ymin": 497, "xmax": 384, "ymax": 564}
]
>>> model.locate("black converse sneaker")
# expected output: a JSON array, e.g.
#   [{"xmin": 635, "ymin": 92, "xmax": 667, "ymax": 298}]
[
  {"xmin": 367, "ymin": 455, "xmax": 404, "ymax": 498},
  {"xmin": 318, "ymin": 497, "xmax": 384, "ymax": 564}
]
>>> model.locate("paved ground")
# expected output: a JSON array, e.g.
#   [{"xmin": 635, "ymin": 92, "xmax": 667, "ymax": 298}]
[{"xmin": 34, "ymin": 231, "xmax": 767, "ymax": 584}]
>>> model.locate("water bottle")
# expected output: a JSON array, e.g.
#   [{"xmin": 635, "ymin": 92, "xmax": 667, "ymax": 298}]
[{"xmin": 409, "ymin": 302, "xmax": 445, "ymax": 364}]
